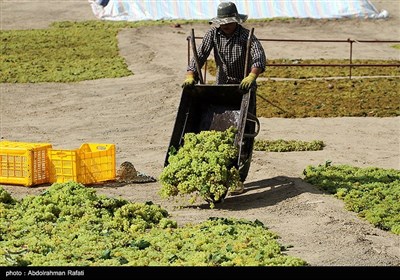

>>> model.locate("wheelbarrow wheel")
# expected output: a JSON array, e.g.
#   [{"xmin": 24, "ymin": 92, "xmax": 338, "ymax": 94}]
[{"xmin": 205, "ymin": 189, "xmax": 228, "ymax": 204}]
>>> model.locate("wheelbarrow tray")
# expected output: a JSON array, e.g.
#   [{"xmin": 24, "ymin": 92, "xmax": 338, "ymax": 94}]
[{"xmin": 164, "ymin": 84, "xmax": 259, "ymax": 181}]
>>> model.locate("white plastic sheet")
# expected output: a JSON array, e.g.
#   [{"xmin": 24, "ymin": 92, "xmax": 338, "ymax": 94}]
[{"xmin": 89, "ymin": 0, "xmax": 389, "ymax": 21}]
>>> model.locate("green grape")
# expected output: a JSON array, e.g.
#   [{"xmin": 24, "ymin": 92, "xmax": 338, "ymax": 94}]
[
  {"xmin": 159, "ymin": 127, "xmax": 241, "ymax": 206},
  {"xmin": 0, "ymin": 182, "xmax": 306, "ymax": 266}
]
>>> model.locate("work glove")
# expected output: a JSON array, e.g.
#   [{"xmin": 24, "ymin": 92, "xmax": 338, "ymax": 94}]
[
  {"xmin": 182, "ymin": 74, "xmax": 196, "ymax": 89},
  {"xmin": 239, "ymin": 73, "xmax": 257, "ymax": 91}
]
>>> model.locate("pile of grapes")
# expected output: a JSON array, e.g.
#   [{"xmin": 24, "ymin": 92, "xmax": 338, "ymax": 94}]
[
  {"xmin": 159, "ymin": 127, "xmax": 242, "ymax": 207},
  {"xmin": 0, "ymin": 182, "xmax": 307, "ymax": 266}
]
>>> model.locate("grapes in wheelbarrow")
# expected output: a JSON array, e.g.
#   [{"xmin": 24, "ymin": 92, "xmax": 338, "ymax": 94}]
[{"xmin": 159, "ymin": 127, "xmax": 242, "ymax": 207}]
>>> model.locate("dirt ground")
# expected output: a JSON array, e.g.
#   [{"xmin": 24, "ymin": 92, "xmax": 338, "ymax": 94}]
[{"xmin": 0, "ymin": 0, "xmax": 399, "ymax": 267}]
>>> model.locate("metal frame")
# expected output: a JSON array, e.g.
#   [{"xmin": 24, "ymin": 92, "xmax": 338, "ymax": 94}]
[{"xmin": 187, "ymin": 36, "xmax": 400, "ymax": 80}]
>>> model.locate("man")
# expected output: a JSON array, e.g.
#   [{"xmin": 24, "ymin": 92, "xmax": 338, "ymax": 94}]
[
  {"xmin": 182, "ymin": 2, "xmax": 267, "ymax": 195},
  {"xmin": 182, "ymin": 1, "xmax": 266, "ymax": 90}
]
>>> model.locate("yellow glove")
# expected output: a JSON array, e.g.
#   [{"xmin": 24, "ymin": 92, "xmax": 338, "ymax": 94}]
[
  {"xmin": 239, "ymin": 73, "xmax": 257, "ymax": 91},
  {"xmin": 182, "ymin": 74, "xmax": 196, "ymax": 89}
]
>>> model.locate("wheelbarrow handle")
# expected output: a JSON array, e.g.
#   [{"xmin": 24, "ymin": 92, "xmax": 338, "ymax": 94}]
[
  {"xmin": 191, "ymin": 29, "xmax": 204, "ymax": 84},
  {"xmin": 243, "ymin": 112, "xmax": 260, "ymax": 139},
  {"xmin": 244, "ymin": 28, "xmax": 254, "ymax": 78}
]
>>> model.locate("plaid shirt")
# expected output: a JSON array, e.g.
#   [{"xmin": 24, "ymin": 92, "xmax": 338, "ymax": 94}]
[{"xmin": 188, "ymin": 25, "xmax": 266, "ymax": 84}]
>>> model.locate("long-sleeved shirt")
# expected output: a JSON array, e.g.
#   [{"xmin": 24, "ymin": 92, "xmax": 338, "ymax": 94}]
[{"xmin": 187, "ymin": 25, "xmax": 267, "ymax": 84}]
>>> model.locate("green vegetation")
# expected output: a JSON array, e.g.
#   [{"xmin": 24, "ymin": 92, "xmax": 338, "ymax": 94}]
[
  {"xmin": 205, "ymin": 58, "xmax": 400, "ymax": 118},
  {"xmin": 264, "ymin": 58, "xmax": 400, "ymax": 78},
  {"xmin": 0, "ymin": 20, "xmax": 193, "ymax": 83},
  {"xmin": 256, "ymin": 78, "xmax": 400, "ymax": 118},
  {"xmin": 206, "ymin": 58, "xmax": 400, "ymax": 79},
  {"xmin": 1, "ymin": 21, "xmax": 133, "ymax": 83},
  {"xmin": 160, "ymin": 127, "xmax": 241, "ymax": 208},
  {"xmin": 303, "ymin": 162, "xmax": 400, "ymax": 235},
  {"xmin": 0, "ymin": 182, "xmax": 307, "ymax": 266},
  {"xmin": 254, "ymin": 139, "xmax": 325, "ymax": 152}
]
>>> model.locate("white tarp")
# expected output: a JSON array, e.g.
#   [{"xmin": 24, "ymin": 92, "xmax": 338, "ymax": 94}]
[{"xmin": 89, "ymin": 0, "xmax": 389, "ymax": 22}]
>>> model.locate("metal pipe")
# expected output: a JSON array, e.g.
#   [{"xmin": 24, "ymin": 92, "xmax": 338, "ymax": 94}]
[
  {"xmin": 186, "ymin": 36, "xmax": 190, "ymax": 66},
  {"xmin": 349, "ymin": 40, "xmax": 353, "ymax": 78},
  {"xmin": 258, "ymin": 38, "xmax": 400, "ymax": 43},
  {"xmin": 266, "ymin": 63, "xmax": 399, "ymax": 67},
  {"xmin": 187, "ymin": 36, "xmax": 400, "ymax": 79},
  {"xmin": 191, "ymin": 29, "xmax": 204, "ymax": 84},
  {"xmin": 244, "ymin": 28, "xmax": 254, "ymax": 78}
]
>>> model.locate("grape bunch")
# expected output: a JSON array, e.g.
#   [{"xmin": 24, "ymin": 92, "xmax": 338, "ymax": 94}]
[{"xmin": 159, "ymin": 127, "xmax": 241, "ymax": 207}]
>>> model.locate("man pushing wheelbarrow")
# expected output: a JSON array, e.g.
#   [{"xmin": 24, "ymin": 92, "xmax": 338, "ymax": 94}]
[{"xmin": 181, "ymin": 2, "xmax": 267, "ymax": 195}]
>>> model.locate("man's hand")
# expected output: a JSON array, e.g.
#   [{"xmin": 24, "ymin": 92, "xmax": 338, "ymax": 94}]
[
  {"xmin": 182, "ymin": 74, "xmax": 196, "ymax": 89},
  {"xmin": 239, "ymin": 73, "xmax": 257, "ymax": 91}
]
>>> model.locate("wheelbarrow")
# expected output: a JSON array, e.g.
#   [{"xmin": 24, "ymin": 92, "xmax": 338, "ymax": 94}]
[
  {"xmin": 164, "ymin": 27, "xmax": 259, "ymax": 186},
  {"xmin": 164, "ymin": 84, "xmax": 260, "ymax": 182}
]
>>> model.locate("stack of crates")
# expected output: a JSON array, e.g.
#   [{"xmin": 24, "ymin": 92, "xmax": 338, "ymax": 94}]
[
  {"xmin": 0, "ymin": 141, "xmax": 53, "ymax": 187},
  {"xmin": 0, "ymin": 141, "xmax": 116, "ymax": 187}
]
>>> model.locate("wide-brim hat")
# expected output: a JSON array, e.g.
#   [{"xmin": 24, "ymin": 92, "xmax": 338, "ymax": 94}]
[{"xmin": 209, "ymin": 2, "xmax": 248, "ymax": 25}]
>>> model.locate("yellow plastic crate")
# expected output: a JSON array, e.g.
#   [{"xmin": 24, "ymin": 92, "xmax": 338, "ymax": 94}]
[
  {"xmin": 0, "ymin": 141, "xmax": 52, "ymax": 187},
  {"xmin": 48, "ymin": 149, "xmax": 79, "ymax": 184},
  {"xmin": 49, "ymin": 143, "xmax": 116, "ymax": 184}
]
